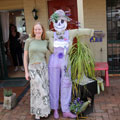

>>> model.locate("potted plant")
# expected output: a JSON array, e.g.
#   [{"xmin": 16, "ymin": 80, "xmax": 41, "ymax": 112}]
[
  {"xmin": 68, "ymin": 36, "xmax": 97, "ymax": 116},
  {"xmin": 68, "ymin": 36, "xmax": 96, "ymax": 82},
  {"xmin": 70, "ymin": 97, "xmax": 91, "ymax": 119},
  {"xmin": 3, "ymin": 89, "xmax": 16, "ymax": 110}
]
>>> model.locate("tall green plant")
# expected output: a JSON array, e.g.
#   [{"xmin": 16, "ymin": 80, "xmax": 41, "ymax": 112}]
[
  {"xmin": 68, "ymin": 36, "xmax": 96, "ymax": 84},
  {"xmin": 68, "ymin": 36, "xmax": 96, "ymax": 116}
]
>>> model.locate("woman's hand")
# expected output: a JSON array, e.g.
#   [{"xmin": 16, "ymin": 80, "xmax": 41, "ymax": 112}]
[{"xmin": 25, "ymin": 72, "xmax": 30, "ymax": 81}]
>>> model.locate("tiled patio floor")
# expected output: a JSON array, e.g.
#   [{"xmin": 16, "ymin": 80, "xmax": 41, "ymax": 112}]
[{"xmin": 0, "ymin": 77, "xmax": 120, "ymax": 120}]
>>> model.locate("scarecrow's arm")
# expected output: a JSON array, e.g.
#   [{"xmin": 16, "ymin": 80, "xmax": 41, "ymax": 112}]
[
  {"xmin": 69, "ymin": 28, "xmax": 94, "ymax": 42},
  {"xmin": 77, "ymin": 28, "xmax": 94, "ymax": 37}
]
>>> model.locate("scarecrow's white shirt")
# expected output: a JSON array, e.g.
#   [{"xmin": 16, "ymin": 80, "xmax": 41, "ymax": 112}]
[{"xmin": 54, "ymin": 41, "xmax": 69, "ymax": 48}]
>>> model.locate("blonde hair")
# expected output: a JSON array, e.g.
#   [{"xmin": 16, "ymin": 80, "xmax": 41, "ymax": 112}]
[{"xmin": 31, "ymin": 22, "xmax": 45, "ymax": 40}]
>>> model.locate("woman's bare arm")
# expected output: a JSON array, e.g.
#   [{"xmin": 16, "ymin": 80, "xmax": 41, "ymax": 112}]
[{"xmin": 24, "ymin": 50, "xmax": 29, "ymax": 80}]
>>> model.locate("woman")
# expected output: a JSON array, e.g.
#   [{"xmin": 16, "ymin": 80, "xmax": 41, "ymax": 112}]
[
  {"xmin": 8, "ymin": 24, "xmax": 24, "ymax": 72},
  {"xmin": 24, "ymin": 22, "xmax": 50, "ymax": 120}
]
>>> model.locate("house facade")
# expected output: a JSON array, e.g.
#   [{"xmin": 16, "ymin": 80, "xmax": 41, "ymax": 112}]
[{"xmin": 0, "ymin": 0, "xmax": 119, "ymax": 79}]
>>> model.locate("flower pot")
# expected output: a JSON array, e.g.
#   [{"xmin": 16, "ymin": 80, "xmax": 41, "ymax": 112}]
[{"xmin": 3, "ymin": 93, "xmax": 16, "ymax": 110}]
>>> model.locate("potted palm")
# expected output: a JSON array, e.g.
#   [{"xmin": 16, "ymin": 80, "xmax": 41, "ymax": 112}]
[
  {"xmin": 68, "ymin": 36, "xmax": 97, "ymax": 117},
  {"xmin": 3, "ymin": 89, "xmax": 16, "ymax": 110},
  {"xmin": 68, "ymin": 36, "xmax": 96, "ymax": 83}
]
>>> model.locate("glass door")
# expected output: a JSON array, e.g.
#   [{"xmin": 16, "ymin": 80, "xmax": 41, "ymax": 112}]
[{"xmin": 107, "ymin": 0, "xmax": 120, "ymax": 74}]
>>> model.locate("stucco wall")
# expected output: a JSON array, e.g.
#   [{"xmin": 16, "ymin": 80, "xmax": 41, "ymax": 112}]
[
  {"xmin": 83, "ymin": 0, "xmax": 107, "ymax": 62},
  {"xmin": 23, "ymin": 0, "xmax": 49, "ymax": 34},
  {"xmin": 0, "ymin": 0, "xmax": 23, "ymax": 10}
]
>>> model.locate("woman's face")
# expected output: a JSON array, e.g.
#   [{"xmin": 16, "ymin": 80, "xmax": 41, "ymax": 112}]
[
  {"xmin": 11, "ymin": 26, "xmax": 16, "ymax": 32},
  {"xmin": 34, "ymin": 24, "xmax": 43, "ymax": 38}
]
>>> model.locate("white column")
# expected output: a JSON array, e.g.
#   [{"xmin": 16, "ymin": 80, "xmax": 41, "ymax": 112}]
[{"xmin": 77, "ymin": 0, "xmax": 84, "ymax": 28}]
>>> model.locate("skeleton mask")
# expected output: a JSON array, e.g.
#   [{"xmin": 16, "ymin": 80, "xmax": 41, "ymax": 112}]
[{"xmin": 53, "ymin": 19, "xmax": 67, "ymax": 32}]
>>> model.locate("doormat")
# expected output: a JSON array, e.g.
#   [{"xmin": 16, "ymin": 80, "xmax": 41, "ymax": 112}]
[
  {"xmin": 17, "ymin": 83, "xmax": 30, "ymax": 103},
  {"xmin": 0, "ymin": 79, "xmax": 28, "ymax": 88}
]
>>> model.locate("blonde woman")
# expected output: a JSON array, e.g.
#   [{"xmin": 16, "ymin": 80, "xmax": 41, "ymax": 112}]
[{"xmin": 24, "ymin": 22, "xmax": 50, "ymax": 120}]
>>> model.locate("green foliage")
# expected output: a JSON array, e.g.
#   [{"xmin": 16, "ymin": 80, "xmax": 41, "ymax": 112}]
[
  {"xmin": 70, "ymin": 97, "xmax": 91, "ymax": 114},
  {"xmin": 67, "ymin": 36, "xmax": 96, "ymax": 98},
  {"xmin": 50, "ymin": 13, "xmax": 59, "ymax": 22},
  {"xmin": 3, "ymin": 89, "xmax": 13, "ymax": 97},
  {"xmin": 70, "ymin": 97, "xmax": 84, "ymax": 114},
  {"xmin": 68, "ymin": 36, "xmax": 96, "ymax": 83}
]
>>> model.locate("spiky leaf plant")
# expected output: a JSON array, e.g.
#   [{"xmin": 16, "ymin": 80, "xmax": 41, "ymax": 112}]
[
  {"xmin": 68, "ymin": 36, "xmax": 96, "ymax": 97},
  {"xmin": 3, "ymin": 89, "xmax": 13, "ymax": 97}
]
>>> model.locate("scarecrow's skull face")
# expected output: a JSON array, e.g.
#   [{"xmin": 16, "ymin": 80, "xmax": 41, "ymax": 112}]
[{"xmin": 53, "ymin": 19, "xmax": 67, "ymax": 32}]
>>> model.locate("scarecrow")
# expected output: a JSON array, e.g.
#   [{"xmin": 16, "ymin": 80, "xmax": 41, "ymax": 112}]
[{"xmin": 46, "ymin": 9, "xmax": 94, "ymax": 119}]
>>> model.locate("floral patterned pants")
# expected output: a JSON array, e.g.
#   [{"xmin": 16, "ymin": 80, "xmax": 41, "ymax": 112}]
[{"xmin": 29, "ymin": 62, "xmax": 50, "ymax": 117}]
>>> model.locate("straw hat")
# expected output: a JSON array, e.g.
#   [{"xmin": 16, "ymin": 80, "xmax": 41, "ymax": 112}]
[{"xmin": 50, "ymin": 9, "xmax": 71, "ymax": 22}]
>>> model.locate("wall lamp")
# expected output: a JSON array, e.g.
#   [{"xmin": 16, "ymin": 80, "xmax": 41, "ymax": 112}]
[{"xmin": 32, "ymin": 8, "xmax": 38, "ymax": 20}]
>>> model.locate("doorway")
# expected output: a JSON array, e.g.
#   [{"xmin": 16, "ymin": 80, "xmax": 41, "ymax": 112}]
[{"xmin": 0, "ymin": 9, "xmax": 26, "ymax": 79}]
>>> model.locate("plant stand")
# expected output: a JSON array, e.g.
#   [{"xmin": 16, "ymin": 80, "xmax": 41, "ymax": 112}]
[
  {"xmin": 3, "ymin": 93, "xmax": 16, "ymax": 110},
  {"xmin": 72, "ymin": 80, "xmax": 97, "ymax": 116}
]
